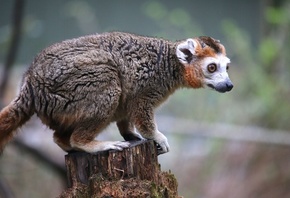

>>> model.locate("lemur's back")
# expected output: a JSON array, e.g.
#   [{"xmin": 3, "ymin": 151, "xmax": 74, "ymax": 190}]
[{"xmin": 27, "ymin": 32, "xmax": 180, "ymax": 124}]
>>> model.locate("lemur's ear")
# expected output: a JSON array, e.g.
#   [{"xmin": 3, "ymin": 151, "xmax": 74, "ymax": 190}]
[{"xmin": 176, "ymin": 39, "xmax": 197, "ymax": 64}]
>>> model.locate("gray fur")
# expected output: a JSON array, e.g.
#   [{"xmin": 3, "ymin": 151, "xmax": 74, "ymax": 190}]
[{"xmin": 0, "ymin": 32, "xmax": 231, "ymax": 154}]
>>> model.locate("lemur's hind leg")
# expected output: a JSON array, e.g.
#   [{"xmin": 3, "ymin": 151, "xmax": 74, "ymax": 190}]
[
  {"xmin": 52, "ymin": 67, "xmax": 130, "ymax": 153},
  {"xmin": 117, "ymin": 119, "xmax": 143, "ymax": 141},
  {"xmin": 53, "ymin": 130, "xmax": 73, "ymax": 152},
  {"xmin": 69, "ymin": 79, "xmax": 131, "ymax": 153},
  {"xmin": 69, "ymin": 118, "xmax": 130, "ymax": 153}
]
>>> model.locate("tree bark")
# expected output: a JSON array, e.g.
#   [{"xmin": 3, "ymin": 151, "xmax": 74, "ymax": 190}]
[{"xmin": 59, "ymin": 140, "xmax": 181, "ymax": 198}]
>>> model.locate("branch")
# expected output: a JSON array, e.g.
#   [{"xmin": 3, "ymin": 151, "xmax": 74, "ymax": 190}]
[
  {"xmin": 0, "ymin": 178, "xmax": 14, "ymax": 198},
  {"xmin": 0, "ymin": 0, "xmax": 25, "ymax": 104},
  {"xmin": 12, "ymin": 138, "xmax": 67, "ymax": 182},
  {"xmin": 0, "ymin": 1, "xmax": 25, "ymax": 196}
]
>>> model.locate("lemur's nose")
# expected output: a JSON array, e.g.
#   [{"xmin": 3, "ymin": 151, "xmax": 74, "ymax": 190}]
[{"xmin": 226, "ymin": 82, "xmax": 233, "ymax": 91}]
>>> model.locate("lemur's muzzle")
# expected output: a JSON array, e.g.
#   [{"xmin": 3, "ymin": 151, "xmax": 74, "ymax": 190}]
[
  {"xmin": 208, "ymin": 80, "xmax": 233, "ymax": 93},
  {"xmin": 216, "ymin": 81, "xmax": 233, "ymax": 93}
]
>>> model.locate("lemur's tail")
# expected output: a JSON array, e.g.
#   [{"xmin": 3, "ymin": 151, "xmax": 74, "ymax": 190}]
[{"xmin": 0, "ymin": 80, "xmax": 34, "ymax": 152}]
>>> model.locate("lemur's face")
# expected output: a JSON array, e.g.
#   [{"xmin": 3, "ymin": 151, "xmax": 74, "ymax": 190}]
[
  {"xmin": 201, "ymin": 54, "xmax": 233, "ymax": 93},
  {"xmin": 176, "ymin": 36, "xmax": 233, "ymax": 92}
]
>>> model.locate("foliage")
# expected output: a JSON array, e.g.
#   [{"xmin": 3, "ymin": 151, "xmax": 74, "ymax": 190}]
[
  {"xmin": 1, "ymin": 1, "xmax": 289, "ymax": 131},
  {"xmin": 144, "ymin": 1, "xmax": 290, "ymax": 130},
  {"xmin": 142, "ymin": 1, "xmax": 203, "ymax": 39},
  {"xmin": 221, "ymin": 2, "xmax": 290, "ymax": 130}
]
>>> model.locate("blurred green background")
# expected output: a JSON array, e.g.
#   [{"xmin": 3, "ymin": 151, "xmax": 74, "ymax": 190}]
[{"xmin": 0, "ymin": 0, "xmax": 290, "ymax": 197}]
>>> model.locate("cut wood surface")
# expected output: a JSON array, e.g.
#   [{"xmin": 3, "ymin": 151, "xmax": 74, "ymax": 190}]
[{"xmin": 59, "ymin": 140, "xmax": 181, "ymax": 198}]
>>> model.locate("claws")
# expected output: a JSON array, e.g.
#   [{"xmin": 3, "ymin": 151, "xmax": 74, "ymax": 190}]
[
  {"xmin": 156, "ymin": 142, "xmax": 170, "ymax": 155},
  {"xmin": 153, "ymin": 131, "xmax": 170, "ymax": 155}
]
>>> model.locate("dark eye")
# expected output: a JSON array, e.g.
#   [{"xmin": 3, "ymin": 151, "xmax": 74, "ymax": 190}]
[
  {"xmin": 207, "ymin": 63, "xmax": 217, "ymax": 73},
  {"xmin": 226, "ymin": 64, "xmax": 229, "ymax": 71}
]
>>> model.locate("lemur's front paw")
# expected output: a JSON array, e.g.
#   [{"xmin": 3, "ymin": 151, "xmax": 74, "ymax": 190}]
[{"xmin": 154, "ymin": 131, "xmax": 170, "ymax": 155}]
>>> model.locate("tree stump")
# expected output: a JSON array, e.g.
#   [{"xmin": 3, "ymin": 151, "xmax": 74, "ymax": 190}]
[{"xmin": 59, "ymin": 140, "xmax": 181, "ymax": 198}]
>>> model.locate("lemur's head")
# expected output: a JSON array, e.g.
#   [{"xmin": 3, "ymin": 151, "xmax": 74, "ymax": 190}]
[{"xmin": 176, "ymin": 36, "xmax": 233, "ymax": 93}]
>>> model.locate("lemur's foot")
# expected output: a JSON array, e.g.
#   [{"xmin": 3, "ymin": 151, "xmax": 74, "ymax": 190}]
[
  {"xmin": 153, "ymin": 131, "xmax": 170, "ymax": 155},
  {"xmin": 71, "ymin": 140, "xmax": 130, "ymax": 153},
  {"xmin": 103, "ymin": 141, "xmax": 131, "ymax": 151}
]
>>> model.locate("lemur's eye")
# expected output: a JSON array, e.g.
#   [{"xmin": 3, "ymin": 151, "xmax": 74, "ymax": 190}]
[
  {"xmin": 226, "ymin": 64, "xmax": 229, "ymax": 71},
  {"xmin": 207, "ymin": 63, "xmax": 217, "ymax": 73}
]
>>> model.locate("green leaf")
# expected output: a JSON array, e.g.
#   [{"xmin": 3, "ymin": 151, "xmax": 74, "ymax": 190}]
[{"xmin": 265, "ymin": 7, "xmax": 287, "ymax": 25}]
